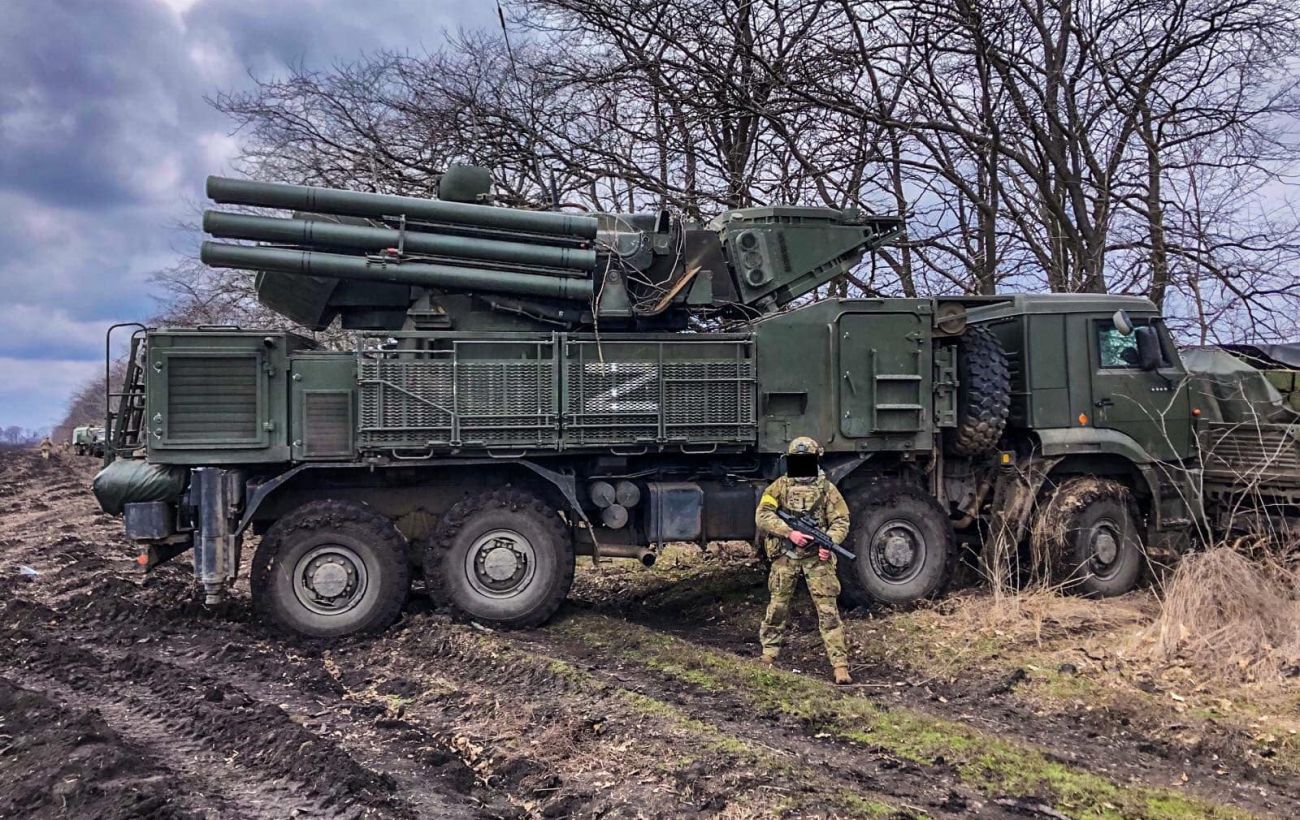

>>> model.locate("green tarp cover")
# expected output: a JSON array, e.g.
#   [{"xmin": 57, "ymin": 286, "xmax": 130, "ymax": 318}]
[
  {"xmin": 92, "ymin": 459, "xmax": 187, "ymax": 516},
  {"xmin": 1183, "ymin": 347, "xmax": 1288, "ymax": 424}
]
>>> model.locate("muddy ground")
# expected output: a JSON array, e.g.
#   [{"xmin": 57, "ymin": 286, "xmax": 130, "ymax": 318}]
[{"xmin": 1, "ymin": 449, "xmax": 1297, "ymax": 818}]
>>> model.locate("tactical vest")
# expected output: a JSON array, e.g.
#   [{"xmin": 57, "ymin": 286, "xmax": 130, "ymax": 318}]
[{"xmin": 770, "ymin": 475, "xmax": 829, "ymax": 558}]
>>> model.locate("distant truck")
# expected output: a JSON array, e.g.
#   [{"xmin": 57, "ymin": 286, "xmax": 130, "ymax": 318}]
[
  {"xmin": 92, "ymin": 169, "xmax": 1299, "ymax": 639},
  {"xmin": 71, "ymin": 425, "xmax": 105, "ymax": 457}
]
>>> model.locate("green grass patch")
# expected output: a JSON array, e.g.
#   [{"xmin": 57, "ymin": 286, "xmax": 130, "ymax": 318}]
[
  {"xmin": 463, "ymin": 630, "xmax": 904, "ymax": 816},
  {"xmin": 554, "ymin": 614, "xmax": 1252, "ymax": 820},
  {"xmin": 834, "ymin": 790, "xmax": 906, "ymax": 818}
]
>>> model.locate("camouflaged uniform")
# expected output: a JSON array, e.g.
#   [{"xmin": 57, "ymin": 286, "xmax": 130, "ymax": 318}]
[{"xmin": 755, "ymin": 472, "xmax": 851, "ymax": 667}]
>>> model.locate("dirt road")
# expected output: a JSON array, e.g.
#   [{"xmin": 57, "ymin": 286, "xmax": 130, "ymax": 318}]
[{"xmin": 1, "ymin": 449, "xmax": 1296, "ymax": 818}]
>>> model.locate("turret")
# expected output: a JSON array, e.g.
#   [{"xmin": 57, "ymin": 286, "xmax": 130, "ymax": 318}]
[{"xmin": 199, "ymin": 166, "xmax": 902, "ymax": 331}]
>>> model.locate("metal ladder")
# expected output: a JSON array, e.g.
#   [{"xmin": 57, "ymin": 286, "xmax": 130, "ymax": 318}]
[{"xmin": 105, "ymin": 324, "xmax": 148, "ymax": 462}]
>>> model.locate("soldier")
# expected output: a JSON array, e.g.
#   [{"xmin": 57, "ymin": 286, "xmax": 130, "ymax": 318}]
[
  {"xmin": 755, "ymin": 436, "xmax": 854, "ymax": 684},
  {"xmin": 39, "ymin": 436, "xmax": 53, "ymax": 460}
]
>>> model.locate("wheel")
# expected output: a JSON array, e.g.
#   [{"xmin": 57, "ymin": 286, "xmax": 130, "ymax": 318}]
[
  {"xmin": 1031, "ymin": 477, "xmax": 1143, "ymax": 597},
  {"xmin": 948, "ymin": 325, "xmax": 1011, "ymax": 456},
  {"xmin": 251, "ymin": 500, "xmax": 411, "ymax": 638},
  {"xmin": 424, "ymin": 488, "xmax": 574, "ymax": 628},
  {"xmin": 838, "ymin": 480, "xmax": 957, "ymax": 607}
]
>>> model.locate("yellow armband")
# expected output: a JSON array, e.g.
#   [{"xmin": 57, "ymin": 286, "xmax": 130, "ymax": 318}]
[{"xmin": 760, "ymin": 493, "xmax": 779, "ymax": 508}]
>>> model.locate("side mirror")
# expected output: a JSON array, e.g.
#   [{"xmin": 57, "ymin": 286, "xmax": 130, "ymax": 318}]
[
  {"xmin": 1135, "ymin": 327, "xmax": 1163, "ymax": 370},
  {"xmin": 1112, "ymin": 309, "xmax": 1134, "ymax": 336}
]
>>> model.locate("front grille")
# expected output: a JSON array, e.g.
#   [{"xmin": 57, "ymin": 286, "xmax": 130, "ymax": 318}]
[
  {"xmin": 167, "ymin": 356, "xmax": 258, "ymax": 441},
  {"xmin": 1201, "ymin": 422, "xmax": 1300, "ymax": 487},
  {"xmin": 303, "ymin": 391, "xmax": 352, "ymax": 457}
]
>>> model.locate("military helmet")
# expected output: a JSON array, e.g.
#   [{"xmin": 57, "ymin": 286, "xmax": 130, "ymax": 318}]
[
  {"xmin": 785, "ymin": 436, "xmax": 823, "ymax": 481},
  {"xmin": 787, "ymin": 436, "xmax": 824, "ymax": 457}
]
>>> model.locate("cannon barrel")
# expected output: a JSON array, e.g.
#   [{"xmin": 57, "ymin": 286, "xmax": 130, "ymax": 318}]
[
  {"xmin": 207, "ymin": 176, "xmax": 598, "ymax": 242},
  {"xmin": 201, "ymin": 242, "xmax": 594, "ymax": 301},
  {"xmin": 204, "ymin": 211, "xmax": 596, "ymax": 274}
]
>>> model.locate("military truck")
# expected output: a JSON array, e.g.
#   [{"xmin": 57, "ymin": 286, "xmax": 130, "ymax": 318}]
[
  {"xmin": 955, "ymin": 297, "xmax": 1300, "ymax": 595},
  {"xmin": 94, "ymin": 167, "xmax": 1297, "ymax": 638},
  {"xmin": 72, "ymin": 425, "xmax": 105, "ymax": 457}
]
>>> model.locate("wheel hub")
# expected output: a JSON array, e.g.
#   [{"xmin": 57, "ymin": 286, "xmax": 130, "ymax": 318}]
[
  {"xmin": 466, "ymin": 530, "xmax": 536, "ymax": 597},
  {"xmin": 1093, "ymin": 531, "xmax": 1118, "ymax": 565},
  {"xmin": 309, "ymin": 560, "xmax": 351, "ymax": 598},
  {"xmin": 1089, "ymin": 523, "xmax": 1122, "ymax": 574},
  {"xmin": 294, "ymin": 545, "xmax": 368, "ymax": 615},
  {"xmin": 882, "ymin": 533, "xmax": 916, "ymax": 568},
  {"xmin": 869, "ymin": 520, "xmax": 926, "ymax": 583}
]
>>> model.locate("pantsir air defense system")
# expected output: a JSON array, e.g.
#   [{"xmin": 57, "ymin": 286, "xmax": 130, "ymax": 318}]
[{"xmin": 96, "ymin": 165, "xmax": 1300, "ymax": 637}]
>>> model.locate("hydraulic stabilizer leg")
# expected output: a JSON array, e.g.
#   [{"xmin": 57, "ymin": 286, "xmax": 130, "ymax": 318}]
[{"xmin": 192, "ymin": 467, "xmax": 244, "ymax": 605}]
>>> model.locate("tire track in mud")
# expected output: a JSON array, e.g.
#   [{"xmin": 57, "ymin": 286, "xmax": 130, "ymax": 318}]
[
  {"xmin": 2, "ymin": 667, "xmax": 343, "ymax": 820},
  {"xmin": 477, "ymin": 619, "xmax": 986, "ymax": 816},
  {"xmin": 0, "ymin": 675, "xmax": 204, "ymax": 820},
  {"xmin": 321, "ymin": 618, "xmax": 921, "ymax": 818},
  {"xmin": 0, "ymin": 624, "xmax": 424, "ymax": 819},
  {"xmin": 0, "ymin": 583, "xmax": 495, "ymax": 819},
  {"xmin": 3, "ymin": 451, "xmax": 1291, "ymax": 818}
]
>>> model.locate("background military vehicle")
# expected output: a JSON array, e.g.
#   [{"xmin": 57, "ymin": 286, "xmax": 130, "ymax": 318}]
[
  {"xmin": 94, "ymin": 166, "xmax": 1299, "ymax": 638},
  {"xmin": 72, "ymin": 425, "xmax": 105, "ymax": 457}
]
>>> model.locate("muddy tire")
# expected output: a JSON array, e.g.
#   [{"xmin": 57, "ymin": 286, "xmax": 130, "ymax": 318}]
[
  {"xmin": 424, "ymin": 489, "xmax": 574, "ymax": 628},
  {"xmin": 839, "ymin": 481, "xmax": 956, "ymax": 607},
  {"xmin": 252, "ymin": 500, "xmax": 410, "ymax": 639},
  {"xmin": 1031, "ymin": 477, "xmax": 1144, "ymax": 597},
  {"xmin": 948, "ymin": 325, "xmax": 1011, "ymax": 456}
]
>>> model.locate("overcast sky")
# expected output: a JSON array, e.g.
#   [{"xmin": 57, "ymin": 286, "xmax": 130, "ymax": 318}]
[{"xmin": 0, "ymin": 0, "xmax": 495, "ymax": 432}]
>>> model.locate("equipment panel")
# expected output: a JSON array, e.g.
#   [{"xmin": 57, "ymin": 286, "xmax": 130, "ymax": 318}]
[{"xmin": 144, "ymin": 330, "xmax": 300, "ymax": 464}]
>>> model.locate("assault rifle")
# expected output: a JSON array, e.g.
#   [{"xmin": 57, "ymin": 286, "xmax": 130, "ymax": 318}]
[{"xmin": 773, "ymin": 509, "xmax": 856, "ymax": 561}]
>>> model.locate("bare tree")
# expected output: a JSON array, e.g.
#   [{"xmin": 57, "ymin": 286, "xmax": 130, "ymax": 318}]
[{"xmin": 99, "ymin": 0, "xmax": 1300, "ymax": 351}]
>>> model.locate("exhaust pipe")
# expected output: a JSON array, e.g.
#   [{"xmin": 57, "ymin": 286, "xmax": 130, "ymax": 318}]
[{"xmin": 595, "ymin": 544, "xmax": 657, "ymax": 567}]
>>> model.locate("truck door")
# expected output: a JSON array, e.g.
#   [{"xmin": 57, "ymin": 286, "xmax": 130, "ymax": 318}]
[{"xmin": 1088, "ymin": 315, "xmax": 1192, "ymax": 461}]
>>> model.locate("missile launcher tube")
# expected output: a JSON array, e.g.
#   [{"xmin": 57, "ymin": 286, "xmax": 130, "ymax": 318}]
[
  {"xmin": 206, "ymin": 176, "xmax": 598, "ymax": 242},
  {"xmin": 201, "ymin": 242, "xmax": 595, "ymax": 301},
  {"xmin": 203, "ymin": 211, "xmax": 597, "ymax": 274}
]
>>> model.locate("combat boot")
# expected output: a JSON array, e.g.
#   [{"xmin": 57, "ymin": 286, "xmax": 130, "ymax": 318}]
[
  {"xmin": 759, "ymin": 654, "xmax": 777, "ymax": 667},
  {"xmin": 833, "ymin": 666, "xmax": 853, "ymax": 685}
]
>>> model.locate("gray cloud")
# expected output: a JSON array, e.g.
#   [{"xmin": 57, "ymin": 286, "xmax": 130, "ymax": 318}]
[{"xmin": 0, "ymin": 0, "xmax": 495, "ymax": 430}]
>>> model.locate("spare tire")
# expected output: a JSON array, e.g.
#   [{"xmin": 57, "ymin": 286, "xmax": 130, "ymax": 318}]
[{"xmin": 948, "ymin": 325, "xmax": 1011, "ymax": 456}]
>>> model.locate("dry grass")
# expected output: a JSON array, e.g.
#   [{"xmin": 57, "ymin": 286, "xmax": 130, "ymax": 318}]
[
  {"xmin": 940, "ymin": 586, "xmax": 1151, "ymax": 646},
  {"xmin": 1135, "ymin": 542, "xmax": 1300, "ymax": 683}
]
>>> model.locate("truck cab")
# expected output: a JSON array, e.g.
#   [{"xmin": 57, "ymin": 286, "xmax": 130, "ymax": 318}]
[
  {"xmin": 968, "ymin": 294, "xmax": 1193, "ymax": 463},
  {"xmin": 958, "ymin": 294, "xmax": 1200, "ymax": 596}
]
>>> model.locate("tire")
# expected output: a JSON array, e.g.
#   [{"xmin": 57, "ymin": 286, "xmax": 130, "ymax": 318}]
[
  {"xmin": 948, "ymin": 325, "xmax": 1011, "ymax": 456},
  {"xmin": 251, "ymin": 500, "xmax": 411, "ymax": 639},
  {"xmin": 1031, "ymin": 477, "xmax": 1144, "ymax": 597},
  {"xmin": 838, "ymin": 480, "xmax": 957, "ymax": 607},
  {"xmin": 424, "ymin": 488, "xmax": 574, "ymax": 628}
]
